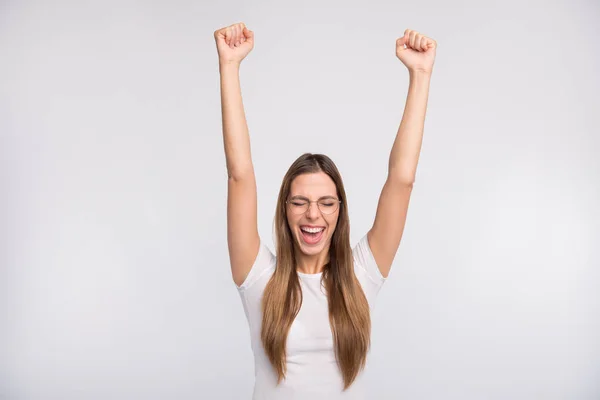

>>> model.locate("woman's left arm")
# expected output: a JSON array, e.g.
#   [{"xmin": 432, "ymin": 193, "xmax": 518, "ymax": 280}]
[{"xmin": 368, "ymin": 29, "xmax": 437, "ymax": 278}]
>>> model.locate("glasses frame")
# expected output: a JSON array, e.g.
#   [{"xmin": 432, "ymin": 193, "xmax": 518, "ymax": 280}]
[{"xmin": 285, "ymin": 197, "xmax": 342, "ymax": 215}]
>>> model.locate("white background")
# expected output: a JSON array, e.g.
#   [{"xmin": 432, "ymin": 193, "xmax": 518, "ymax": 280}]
[{"xmin": 1, "ymin": 0, "xmax": 599, "ymax": 399}]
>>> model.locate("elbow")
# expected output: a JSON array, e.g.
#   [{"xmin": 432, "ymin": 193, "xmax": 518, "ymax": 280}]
[
  {"xmin": 227, "ymin": 164, "xmax": 255, "ymax": 182},
  {"xmin": 387, "ymin": 171, "xmax": 415, "ymax": 188},
  {"xmin": 388, "ymin": 164, "xmax": 416, "ymax": 187}
]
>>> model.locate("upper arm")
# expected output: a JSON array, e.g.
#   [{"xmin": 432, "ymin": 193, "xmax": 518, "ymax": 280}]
[
  {"xmin": 227, "ymin": 172, "xmax": 260, "ymax": 287},
  {"xmin": 367, "ymin": 176, "xmax": 414, "ymax": 278}
]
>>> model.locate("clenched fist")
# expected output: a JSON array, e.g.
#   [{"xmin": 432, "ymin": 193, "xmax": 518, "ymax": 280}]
[
  {"xmin": 396, "ymin": 29, "xmax": 437, "ymax": 74},
  {"xmin": 214, "ymin": 22, "xmax": 254, "ymax": 66}
]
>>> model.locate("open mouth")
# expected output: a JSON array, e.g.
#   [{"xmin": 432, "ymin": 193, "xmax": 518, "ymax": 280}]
[{"xmin": 300, "ymin": 226, "xmax": 325, "ymax": 245}]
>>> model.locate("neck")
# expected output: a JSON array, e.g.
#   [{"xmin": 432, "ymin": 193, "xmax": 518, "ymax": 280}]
[{"xmin": 295, "ymin": 246, "xmax": 330, "ymax": 275}]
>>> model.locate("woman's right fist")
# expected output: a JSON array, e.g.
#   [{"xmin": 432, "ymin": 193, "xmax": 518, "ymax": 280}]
[{"xmin": 214, "ymin": 22, "xmax": 254, "ymax": 65}]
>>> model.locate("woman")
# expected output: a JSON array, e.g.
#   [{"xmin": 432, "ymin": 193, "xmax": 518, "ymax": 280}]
[{"xmin": 214, "ymin": 22, "xmax": 436, "ymax": 399}]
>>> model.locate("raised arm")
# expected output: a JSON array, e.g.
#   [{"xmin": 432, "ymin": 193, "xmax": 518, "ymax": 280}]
[
  {"xmin": 367, "ymin": 29, "xmax": 437, "ymax": 278},
  {"xmin": 214, "ymin": 23, "xmax": 259, "ymax": 286}
]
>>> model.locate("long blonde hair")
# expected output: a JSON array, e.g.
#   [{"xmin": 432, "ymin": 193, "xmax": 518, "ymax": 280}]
[{"xmin": 260, "ymin": 153, "xmax": 371, "ymax": 390}]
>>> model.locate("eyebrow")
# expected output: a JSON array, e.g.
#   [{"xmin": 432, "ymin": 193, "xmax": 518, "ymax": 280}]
[{"xmin": 290, "ymin": 195, "xmax": 338, "ymax": 201}]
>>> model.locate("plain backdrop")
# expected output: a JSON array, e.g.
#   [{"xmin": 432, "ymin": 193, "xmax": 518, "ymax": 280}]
[{"xmin": 1, "ymin": 0, "xmax": 599, "ymax": 399}]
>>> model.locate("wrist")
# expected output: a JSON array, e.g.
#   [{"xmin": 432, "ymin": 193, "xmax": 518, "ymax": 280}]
[
  {"xmin": 219, "ymin": 60, "xmax": 241, "ymax": 71},
  {"xmin": 409, "ymin": 68, "xmax": 432, "ymax": 78}
]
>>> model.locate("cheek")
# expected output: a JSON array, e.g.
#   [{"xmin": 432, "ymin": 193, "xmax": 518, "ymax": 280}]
[
  {"xmin": 286, "ymin": 213, "xmax": 298, "ymax": 231},
  {"xmin": 327, "ymin": 213, "xmax": 339, "ymax": 232}
]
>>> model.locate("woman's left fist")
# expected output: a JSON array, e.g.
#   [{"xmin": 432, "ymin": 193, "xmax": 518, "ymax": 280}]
[{"xmin": 396, "ymin": 29, "xmax": 437, "ymax": 74}]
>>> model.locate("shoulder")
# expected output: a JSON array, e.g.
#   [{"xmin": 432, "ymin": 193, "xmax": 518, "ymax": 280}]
[
  {"xmin": 353, "ymin": 233, "xmax": 387, "ymax": 297},
  {"xmin": 236, "ymin": 239, "xmax": 276, "ymax": 292}
]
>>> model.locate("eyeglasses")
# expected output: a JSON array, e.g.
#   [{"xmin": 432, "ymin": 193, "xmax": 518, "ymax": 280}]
[{"xmin": 286, "ymin": 197, "xmax": 341, "ymax": 215}]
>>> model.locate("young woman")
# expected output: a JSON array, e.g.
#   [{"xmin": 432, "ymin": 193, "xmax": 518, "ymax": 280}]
[{"xmin": 214, "ymin": 22, "xmax": 436, "ymax": 399}]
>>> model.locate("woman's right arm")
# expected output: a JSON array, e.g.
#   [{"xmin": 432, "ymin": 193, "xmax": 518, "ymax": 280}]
[{"xmin": 215, "ymin": 23, "xmax": 259, "ymax": 287}]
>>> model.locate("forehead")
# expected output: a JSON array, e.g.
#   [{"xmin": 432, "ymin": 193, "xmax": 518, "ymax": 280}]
[{"xmin": 290, "ymin": 172, "xmax": 337, "ymax": 197}]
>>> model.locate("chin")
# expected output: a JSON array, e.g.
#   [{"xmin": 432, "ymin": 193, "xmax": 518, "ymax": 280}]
[{"xmin": 298, "ymin": 243, "xmax": 324, "ymax": 256}]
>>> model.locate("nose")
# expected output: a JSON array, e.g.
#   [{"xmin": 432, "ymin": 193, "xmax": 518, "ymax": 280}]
[{"xmin": 306, "ymin": 202, "xmax": 320, "ymax": 219}]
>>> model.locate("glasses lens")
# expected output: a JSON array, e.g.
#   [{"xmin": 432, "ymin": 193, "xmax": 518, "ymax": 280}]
[
  {"xmin": 318, "ymin": 200, "xmax": 339, "ymax": 214},
  {"xmin": 289, "ymin": 200, "xmax": 309, "ymax": 214}
]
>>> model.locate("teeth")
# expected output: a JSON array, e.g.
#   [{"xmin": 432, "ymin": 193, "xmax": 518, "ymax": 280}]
[{"xmin": 301, "ymin": 227, "xmax": 324, "ymax": 233}]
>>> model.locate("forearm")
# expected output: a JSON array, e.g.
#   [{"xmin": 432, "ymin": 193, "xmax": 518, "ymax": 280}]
[
  {"xmin": 220, "ymin": 62, "xmax": 254, "ymax": 180},
  {"xmin": 388, "ymin": 70, "xmax": 431, "ymax": 184}
]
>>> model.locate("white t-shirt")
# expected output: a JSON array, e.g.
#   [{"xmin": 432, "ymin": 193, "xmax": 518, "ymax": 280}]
[{"xmin": 236, "ymin": 233, "xmax": 387, "ymax": 400}]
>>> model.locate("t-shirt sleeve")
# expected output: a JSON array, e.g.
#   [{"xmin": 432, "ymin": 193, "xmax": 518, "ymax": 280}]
[
  {"xmin": 353, "ymin": 233, "xmax": 387, "ymax": 293},
  {"xmin": 235, "ymin": 239, "xmax": 276, "ymax": 291}
]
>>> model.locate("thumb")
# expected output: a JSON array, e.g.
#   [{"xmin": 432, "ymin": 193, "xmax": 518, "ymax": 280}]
[
  {"xmin": 244, "ymin": 27, "xmax": 254, "ymax": 41},
  {"xmin": 396, "ymin": 36, "xmax": 408, "ymax": 50}
]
